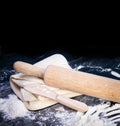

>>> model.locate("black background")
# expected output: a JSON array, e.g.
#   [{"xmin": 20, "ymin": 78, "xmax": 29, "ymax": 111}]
[
  {"xmin": 0, "ymin": 20, "xmax": 119, "ymax": 58},
  {"xmin": 0, "ymin": 38, "xmax": 120, "ymax": 58},
  {"xmin": 0, "ymin": 4, "xmax": 120, "ymax": 58}
]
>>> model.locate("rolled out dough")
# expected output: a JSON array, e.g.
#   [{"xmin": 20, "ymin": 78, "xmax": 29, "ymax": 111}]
[{"xmin": 10, "ymin": 54, "xmax": 81, "ymax": 110}]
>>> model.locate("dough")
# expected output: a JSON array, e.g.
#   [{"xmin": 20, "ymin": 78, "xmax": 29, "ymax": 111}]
[{"xmin": 10, "ymin": 54, "xmax": 81, "ymax": 110}]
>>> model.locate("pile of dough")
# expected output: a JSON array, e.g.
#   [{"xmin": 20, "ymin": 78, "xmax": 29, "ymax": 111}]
[{"xmin": 10, "ymin": 54, "xmax": 81, "ymax": 110}]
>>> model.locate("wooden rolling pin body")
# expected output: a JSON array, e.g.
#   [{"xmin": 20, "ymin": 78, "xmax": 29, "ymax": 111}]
[{"xmin": 14, "ymin": 61, "xmax": 120, "ymax": 103}]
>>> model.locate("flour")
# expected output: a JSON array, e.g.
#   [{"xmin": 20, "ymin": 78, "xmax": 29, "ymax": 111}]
[
  {"xmin": 50, "ymin": 103, "xmax": 120, "ymax": 126},
  {"xmin": 73, "ymin": 104, "xmax": 117, "ymax": 126},
  {"xmin": 0, "ymin": 94, "xmax": 34, "ymax": 119},
  {"xmin": 111, "ymin": 71, "xmax": 120, "ymax": 78},
  {"xmin": 55, "ymin": 104, "xmax": 120, "ymax": 126},
  {"xmin": 54, "ymin": 107, "xmax": 82, "ymax": 126},
  {"xmin": 74, "ymin": 65, "xmax": 85, "ymax": 70},
  {"xmin": 75, "ymin": 64, "xmax": 112, "ymax": 73}
]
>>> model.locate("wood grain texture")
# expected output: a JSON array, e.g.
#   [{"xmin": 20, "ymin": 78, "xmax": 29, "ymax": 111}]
[{"xmin": 44, "ymin": 65, "xmax": 120, "ymax": 103}]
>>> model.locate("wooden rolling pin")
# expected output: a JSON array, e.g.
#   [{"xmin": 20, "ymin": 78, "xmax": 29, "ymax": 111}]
[{"xmin": 13, "ymin": 61, "xmax": 120, "ymax": 103}]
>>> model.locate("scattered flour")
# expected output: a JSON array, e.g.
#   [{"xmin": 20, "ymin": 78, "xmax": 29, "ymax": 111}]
[
  {"xmin": 0, "ymin": 91, "xmax": 119, "ymax": 125},
  {"xmin": 73, "ymin": 104, "xmax": 117, "ymax": 126},
  {"xmin": 75, "ymin": 64, "xmax": 112, "ymax": 73},
  {"xmin": 54, "ymin": 107, "xmax": 81, "ymax": 126},
  {"xmin": 0, "ymin": 94, "xmax": 34, "ymax": 120},
  {"xmin": 53, "ymin": 104, "xmax": 120, "ymax": 126}
]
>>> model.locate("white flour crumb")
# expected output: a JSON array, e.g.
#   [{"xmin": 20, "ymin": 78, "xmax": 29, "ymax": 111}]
[
  {"xmin": 101, "ymin": 68, "xmax": 111, "ymax": 72},
  {"xmin": 75, "ymin": 65, "xmax": 85, "ymax": 70},
  {"xmin": 0, "ymin": 94, "xmax": 33, "ymax": 119},
  {"xmin": 111, "ymin": 71, "xmax": 120, "ymax": 78},
  {"xmin": 117, "ymin": 64, "xmax": 120, "ymax": 68}
]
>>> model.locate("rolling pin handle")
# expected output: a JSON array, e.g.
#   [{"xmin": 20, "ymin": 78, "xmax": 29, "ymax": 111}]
[{"xmin": 13, "ymin": 61, "xmax": 44, "ymax": 78}]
